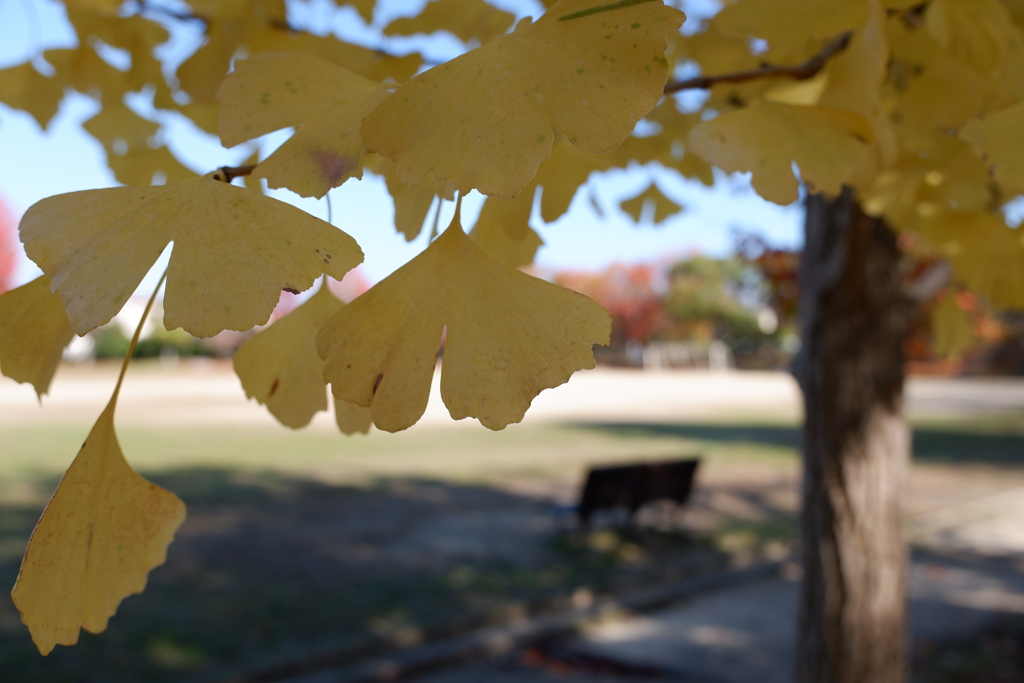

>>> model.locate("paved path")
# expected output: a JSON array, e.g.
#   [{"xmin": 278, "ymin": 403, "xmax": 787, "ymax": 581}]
[
  {"xmin": 404, "ymin": 550, "xmax": 1024, "ymax": 683},
  {"xmin": 269, "ymin": 481, "xmax": 1024, "ymax": 683},
  {"xmin": 2, "ymin": 364, "xmax": 1022, "ymax": 428},
  {"xmin": 559, "ymin": 555, "xmax": 1024, "ymax": 683},
  {"xmin": 402, "ymin": 490, "xmax": 1024, "ymax": 683}
]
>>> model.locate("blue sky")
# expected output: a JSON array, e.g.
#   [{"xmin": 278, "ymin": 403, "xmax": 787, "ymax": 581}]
[{"xmin": 0, "ymin": 0, "xmax": 804, "ymax": 290}]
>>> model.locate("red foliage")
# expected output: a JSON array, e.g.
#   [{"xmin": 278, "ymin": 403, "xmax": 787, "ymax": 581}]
[
  {"xmin": 736, "ymin": 233, "xmax": 1015, "ymax": 372},
  {"xmin": 735, "ymin": 233, "xmax": 799, "ymax": 325},
  {"xmin": 555, "ymin": 263, "xmax": 665, "ymax": 345},
  {"xmin": 0, "ymin": 195, "xmax": 16, "ymax": 294}
]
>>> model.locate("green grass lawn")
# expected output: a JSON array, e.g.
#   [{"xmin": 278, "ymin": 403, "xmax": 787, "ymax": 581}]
[{"xmin": 1, "ymin": 410, "xmax": 1021, "ymax": 682}]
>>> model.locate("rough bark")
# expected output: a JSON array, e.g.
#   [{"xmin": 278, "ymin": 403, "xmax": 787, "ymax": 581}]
[{"xmin": 794, "ymin": 190, "xmax": 911, "ymax": 683}]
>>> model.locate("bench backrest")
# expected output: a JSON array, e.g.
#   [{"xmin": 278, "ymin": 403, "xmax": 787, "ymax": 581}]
[{"xmin": 578, "ymin": 458, "xmax": 700, "ymax": 523}]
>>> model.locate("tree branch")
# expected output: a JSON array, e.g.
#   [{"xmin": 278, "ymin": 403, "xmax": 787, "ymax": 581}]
[{"xmin": 664, "ymin": 31, "xmax": 852, "ymax": 94}]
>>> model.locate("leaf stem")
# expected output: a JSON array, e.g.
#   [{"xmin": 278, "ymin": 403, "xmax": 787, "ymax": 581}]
[
  {"xmin": 110, "ymin": 268, "xmax": 168, "ymax": 409},
  {"xmin": 428, "ymin": 195, "xmax": 444, "ymax": 242},
  {"xmin": 664, "ymin": 31, "xmax": 852, "ymax": 94},
  {"xmin": 211, "ymin": 165, "xmax": 257, "ymax": 183}
]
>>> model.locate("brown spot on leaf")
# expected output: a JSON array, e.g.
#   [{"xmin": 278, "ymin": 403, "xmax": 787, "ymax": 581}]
[
  {"xmin": 372, "ymin": 373, "xmax": 384, "ymax": 396},
  {"xmin": 283, "ymin": 287, "xmax": 299, "ymax": 295},
  {"xmin": 269, "ymin": 378, "xmax": 280, "ymax": 397},
  {"xmin": 313, "ymin": 150, "xmax": 356, "ymax": 188}
]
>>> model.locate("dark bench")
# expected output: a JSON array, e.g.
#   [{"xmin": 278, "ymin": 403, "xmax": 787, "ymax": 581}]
[{"xmin": 576, "ymin": 458, "xmax": 701, "ymax": 525}]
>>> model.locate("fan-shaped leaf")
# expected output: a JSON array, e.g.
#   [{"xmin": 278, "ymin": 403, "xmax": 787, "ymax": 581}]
[
  {"xmin": 0, "ymin": 276, "xmax": 75, "ymax": 398},
  {"xmin": 11, "ymin": 403, "xmax": 186, "ymax": 655},
  {"xmin": 384, "ymin": 0, "xmax": 515, "ymax": 43},
  {"xmin": 470, "ymin": 194, "xmax": 543, "ymax": 268},
  {"xmin": 959, "ymin": 102, "xmax": 1024, "ymax": 194},
  {"xmin": 318, "ymin": 203, "xmax": 610, "ymax": 431},
  {"xmin": 218, "ymin": 52, "xmax": 390, "ymax": 198},
  {"xmin": 20, "ymin": 175, "xmax": 363, "ymax": 338},
  {"xmin": 688, "ymin": 101, "xmax": 872, "ymax": 204},
  {"xmin": 235, "ymin": 283, "xmax": 369, "ymax": 430},
  {"xmin": 362, "ymin": 0, "xmax": 685, "ymax": 198}
]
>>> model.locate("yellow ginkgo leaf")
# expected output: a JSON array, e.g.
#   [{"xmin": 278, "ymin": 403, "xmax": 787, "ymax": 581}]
[
  {"xmin": 334, "ymin": 395, "xmax": 372, "ymax": 435},
  {"xmin": 11, "ymin": 402, "xmax": 186, "ymax": 655},
  {"xmin": 0, "ymin": 62, "xmax": 66, "ymax": 129},
  {"xmin": 861, "ymin": 133, "xmax": 992, "ymax": 222},
  {"xmin": 923, "ymin": 211, "xmax": 1024, "ymax": 309},
  {"xmin": 218, "ymin": 52, "xmax": 391, "ymax": 198},
  {"xmin": 713, "ymin": 0, "xmax": 865, "ymax": 48},
  {"xmin": 931, "ymin": 290, "xmax": 975, "ymax": 358},
  {"xmin": 890, "ymin": 23, "xmax": 983, "ymax": 131},
  {"xmin": 65, "ymin": 7, "xmax": 170, "ymax": 94},
  {"xmin": 45, "ymin": 47, "xmax": 127, "ymax": 104},
  {"xmin": 174, "ymin": 22, "xmax": 240, "ymax": 106},
  {"xmin": 318, "ymin": 202, "xmax": 610, "ymax": 432},
  {"xmin": 236, "ymin": 149, "xmax": 265, "ymax": 194},
  {"xmin": 168, "ymin": 99, "xmax": 218, "ymax": 134},
  {"xmin": 959, "ymin": 102, "xmax": 1024, "ymax": 193},
  {"xmin": 619, "ymin": 182, "xmax": 684, "ymax": 224},
  {"xmin": 108, "ymin": 144, "xmax": 195, "ymax": 188},
  {"xmin": 384, "ymin": 0, "xmax": 516, "ymax": 44},
  {"xmin": 367, "ymin": 154, "xmax": 453, "ymax": 241},
  {"xmin": 347, "ymin": 0, "xmax": 375, "ymax": 22},
  {"xmin": 234, "ymin": 283, "xmax": 346, "ymax": 429},
  {"xmin": 83, "ymin": 103, "xmax": 160, "ymax": 159},
  {"xmin": 248, "ymin": 28, "xmax": 422, "ymax": 85},
  {"xmin": 534, "ymin": 135, "xmax": 613, "ymax": 223},
  {"xmin": 67, "ymin": 8, "xmax": 170, "ymax": 54},
  {"xmin": 687, "ymin": 100, "xmax": 872, "ymax": 205},
  {"xmin": 677, "ymin": 19, "xmax": 761, "ymax": 76},
  {"xmin": 64, "ymin": 0, "xmax": 122, "ymax": 13},
  {"xmin": 924, "ymin": 0, "xmax": 1020, "ymax": 74},
  {"xmin": 470, "ymin": 193, "xmax": 544, "ymax": 268},
  {"xmin": 362, "ymin": 0, "xmax": 685, "ymax": 198},
  {"xmin": 0, "ymin": 276, "xmax": 75, "ymax": 398},
  {"xmin": 818, "ymin": 0, "xmax": 888, "ymax": 122},
  {"xmin": 20, "ymin": 175, "xmax": 363, "ymax": 338}
]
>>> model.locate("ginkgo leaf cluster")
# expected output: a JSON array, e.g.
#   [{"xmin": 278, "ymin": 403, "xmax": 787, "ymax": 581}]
[
  {"xmin": 3, "ymin": 0, "xmax": 1023, "ymax": 662},
  {"xmin": 683, "ymin": 0, "xmax": 1024, "ymax": 309},
  {"xmin": 0, "ymin": 0, "xmax": 680, "ymax": 655}
]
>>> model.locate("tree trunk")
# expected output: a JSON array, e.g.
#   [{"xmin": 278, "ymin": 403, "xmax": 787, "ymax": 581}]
[{"xmin": 795, "ymin": 190, "xmax": 911, "ymax": 683}]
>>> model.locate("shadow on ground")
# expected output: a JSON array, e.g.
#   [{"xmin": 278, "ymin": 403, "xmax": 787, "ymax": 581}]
[
  {"xmin": 572, "ymin": 421, "xmax": 1024, "ymax": 467},
  {"xmin": 0, "ymin": 467, "xmax": 727, "ymax": 683},
  {"xmin": 6, "ymin": 420, "xmax": 1014, "ymax": 682}
]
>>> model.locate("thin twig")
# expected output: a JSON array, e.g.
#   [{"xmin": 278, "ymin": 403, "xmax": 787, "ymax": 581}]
[
  {"xmin": 664, "ymin": 31, "xmax": 853, "ymax": 94},
  {"xmin": 212, "ymin": 165, "xmax": 257, "ymax": 183}
]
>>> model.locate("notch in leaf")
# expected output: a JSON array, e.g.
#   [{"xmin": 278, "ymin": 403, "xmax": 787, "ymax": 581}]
[{"xmin": 318, "ymin": 201, "xmax": 611, "ymax": 432}]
